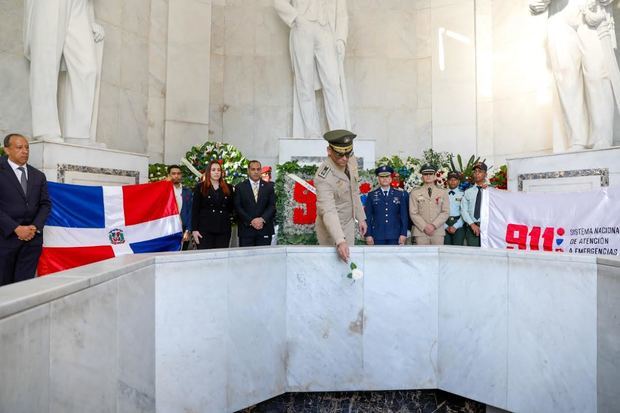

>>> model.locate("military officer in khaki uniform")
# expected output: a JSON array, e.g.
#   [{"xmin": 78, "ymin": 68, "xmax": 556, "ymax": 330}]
[
  {"xmin": 409, "ymin": 163, "xmax": 449, "ymax": 245},
  {"xmin": 314, "ymin": 129, "xmax": 367, "ymax": 262}
]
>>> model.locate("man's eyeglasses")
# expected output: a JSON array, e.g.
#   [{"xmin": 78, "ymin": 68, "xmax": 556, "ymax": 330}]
[{"xmin": 334, "ymin": 150, "xmax": 353, "ymax": 158}]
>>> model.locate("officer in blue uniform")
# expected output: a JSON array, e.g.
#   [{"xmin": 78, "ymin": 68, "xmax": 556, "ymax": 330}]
[{"xmin": 364, "ymin": 165, "xmax": 409, "ymax": 245}]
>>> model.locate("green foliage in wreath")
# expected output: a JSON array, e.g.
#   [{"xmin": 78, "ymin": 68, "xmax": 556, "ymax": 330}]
[
  {"xmin": 275, "ymin": 161, "xmax": 318, "ymax": 245},
  {"xmin": 182, "ymin": 141, "xmax": 249, "ymax": 188},
  {"xmin": 0, "ymin": 147, "xmax": 5, "ymax": 157},
  {"xmin": 148, "ymin": 163, "xmax": 169, "ymax": 182}
]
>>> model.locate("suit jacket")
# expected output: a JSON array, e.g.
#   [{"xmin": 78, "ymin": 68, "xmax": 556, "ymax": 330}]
[
  {"xmin": 180, "ymin": 187, "xmax": 193, "ymax": 231},
  {"xmin": 234, "ymin": 179, "xmax": 276, "ymax": 238},
  {"xmin": 0, "ymin": 156, "xmax": 51, "ymax": 247},
  {"xmin": 192, "ymin": 184, "xmax": 234, "ymax": 235}
]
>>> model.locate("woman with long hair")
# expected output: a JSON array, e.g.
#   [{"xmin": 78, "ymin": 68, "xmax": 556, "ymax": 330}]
[{"xmin": 191, "ymin": 160, "xmax": 234, "ymax": 249}]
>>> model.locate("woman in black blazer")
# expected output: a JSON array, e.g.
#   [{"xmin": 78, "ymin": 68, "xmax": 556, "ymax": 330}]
[{"xmin": 191, "ymin": 160, "xmax": 234, "ymax": 249}]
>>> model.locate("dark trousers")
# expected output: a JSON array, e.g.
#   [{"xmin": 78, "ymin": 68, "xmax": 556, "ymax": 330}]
[
  {"xmin": 374, "ymin": 239, "xmax": 399, "ymax": 245},
  {"xmin": 197, "ymin": 232, "xmax": 231, "ymax": 250},
  {"xmin": 465, "ymin": 225, "xmax": 481, "ymax": 247},
  {"xmin": 444, "ymin": 227, "xmax": 465, "ymax": 246},
  {"xmin": 239, "ymin": 234, "xmax": 272, "ymax": 247},
  {"xmin": 0, "ymin": 242, "xmax": 42, "ymax": 286}
]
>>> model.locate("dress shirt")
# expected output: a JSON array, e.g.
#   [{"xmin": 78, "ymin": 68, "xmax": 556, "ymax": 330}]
[
  {"xmin": 445, "ymin": 187, "xmax": 464, "ymax": 229},
  {"xmin": 7, "ymin": 158, "xmax": 28, "ymax": 181}
]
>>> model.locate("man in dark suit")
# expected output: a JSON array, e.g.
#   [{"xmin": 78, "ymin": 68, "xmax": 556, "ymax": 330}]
[
  {"xmin": 234, "ymin": 160, "xmax": 276, "ymax": 247},
  {"xmin": 0, "ymin": 134, "xmax": 51, "ymax": 286},
  {"xmin": 167, "ymin": 165, "xmax": 192, "ymax": 250}
]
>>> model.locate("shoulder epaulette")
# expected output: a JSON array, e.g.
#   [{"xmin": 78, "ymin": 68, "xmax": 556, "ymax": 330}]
[{"xmin": 318, "ymin": 165, "xmax": 331, "ymax": 179}]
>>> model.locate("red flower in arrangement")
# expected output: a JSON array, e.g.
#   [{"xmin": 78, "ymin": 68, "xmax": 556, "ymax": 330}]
[
  {"xmin": 359, "ymin": 182, "xmax": 372, "ymax": 194},
  {"xmin": 390, "ymin": 172, "xmax": 403, "ymax": 188},
  {"xmin": 217, "ymin": 159, "xmax": 223, "ymax": 165}
]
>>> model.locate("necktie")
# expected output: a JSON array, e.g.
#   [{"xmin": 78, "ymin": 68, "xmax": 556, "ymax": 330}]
[
  {"xmin": 344, "ymin": 167, "xmax": 350, "ymax": 180},
  {"xmin": 449, "ymin": 190, "xmax": 455, "ymax": 195},
  {"xmin": 474, "ymin": 186, "xmax": 483, "ymax": 221},
  {"xmin": 252, "ymin": 183, "xmax": 259, "ymax": 202},
  {"xmin": 383, "ymin": 190, "xmax": 388, "ymax": 197},
  {"xmin": 428, "ymin": 187, "xmax": 432, "ymax": 197},
  {"xmin": 17, "ymin": 166, "xmax": 27, "ymax": 195}
]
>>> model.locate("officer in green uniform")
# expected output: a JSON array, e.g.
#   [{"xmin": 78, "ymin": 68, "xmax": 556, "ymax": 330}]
[{"xmin": 314, "ymin": 129, "xmax": 367, "ymax": 262}]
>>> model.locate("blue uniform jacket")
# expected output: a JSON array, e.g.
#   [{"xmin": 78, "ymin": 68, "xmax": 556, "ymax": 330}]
[
  {"xmin": 364, "ymin": 187, "xmax": 408, "ymax": 241},
  {"xmin": 180, "ymin": 187, "xmax": 193, "ymax": 232}
]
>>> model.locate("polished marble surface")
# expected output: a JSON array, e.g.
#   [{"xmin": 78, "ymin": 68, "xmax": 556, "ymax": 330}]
[{"xmin": 0, "ymin": 247, "xmax": 618, "ymax": 413}]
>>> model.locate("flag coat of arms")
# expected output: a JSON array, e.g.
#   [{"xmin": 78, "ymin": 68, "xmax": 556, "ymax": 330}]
[{"xmin": 38, "ymin": 180, "xmax": 183, "ymax": 275}]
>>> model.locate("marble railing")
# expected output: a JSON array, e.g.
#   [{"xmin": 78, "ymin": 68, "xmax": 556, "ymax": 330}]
[{"xmin": 0, "ymin": 247, "xmax": 618, "ymax": 413}]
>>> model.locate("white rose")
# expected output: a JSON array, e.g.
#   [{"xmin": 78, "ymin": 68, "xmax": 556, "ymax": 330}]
[{"xmin": 351, "ymin": 268, "xmax": 364, "ymax": 280}]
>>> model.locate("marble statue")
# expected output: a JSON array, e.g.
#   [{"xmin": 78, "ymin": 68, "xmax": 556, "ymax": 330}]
[
  {"xmin": 530, "ymin": 0, "xmax": 619, "ymax": 151},
  {"xmin": 274, "ymin": 0, "xmax": 351, "ymax": 139},
  {"xmin": 24, "ymin": 0, "xmax": 105, "ymax": 143}
]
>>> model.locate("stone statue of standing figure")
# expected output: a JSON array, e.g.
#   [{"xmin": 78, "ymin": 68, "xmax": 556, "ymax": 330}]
[
  {"xmin": 24, "ymin": 0, "xmax": 105, "ymax": 143},
  {"xmin": 274, "ymin": 0, "xmax": 351, "ymax": 139},
  {"xmin": 530, "ymin": 0, "xmax": 620, "ymax": 151}
]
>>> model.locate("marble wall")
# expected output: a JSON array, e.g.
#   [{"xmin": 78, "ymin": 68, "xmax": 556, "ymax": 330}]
[{"xmin": 3, "ymin": 247, "xmax": 618, "ymax": 413}]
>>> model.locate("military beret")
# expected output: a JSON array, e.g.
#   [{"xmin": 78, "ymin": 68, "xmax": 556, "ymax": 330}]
[
  {"xmin": 473, "ymin": 162, "xmax": 488, "ymax": 172},
  {"xmin": 447, "ymin": 171, "xmax": 460, "ymax": 180},
  {"xmin": 324, "ymin": 129, "xmax": 356, "ymax": 153},
  {"xmin": 420, "ymin": 163, "xmax": 437, "ymax": 174},
  {"xmin": 375, "ymin": 165, "xmax": 394, "ymax": 177}
]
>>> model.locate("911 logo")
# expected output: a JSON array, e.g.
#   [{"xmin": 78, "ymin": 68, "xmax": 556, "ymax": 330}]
[{"xmin": 505, "ymin": 224, "xmax": 565, "ymax": 252}]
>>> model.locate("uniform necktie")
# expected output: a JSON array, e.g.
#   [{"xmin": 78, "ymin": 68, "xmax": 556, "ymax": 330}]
[
  {"xmin": 17, "ymin": 166, "xmax": 27, "ymax": 195},
  {"xmin": 449, "ymin": 190, "xmax": 455, "ymax": 195},
  {"xmin": 252, "ymin": 182, "xmax": 259, "ymax": 201},
  {"xmin": 428, "ymin": 187, "xmax": 432, "ymax": 197},
  {"xmin": 474, "ymin": 186, "xmax": 483, "ymax": 221},
  {"xmin": 383, "ymin": 190, "xmax": 388, "ymax": 197},
  {"xmin": 344, "ymin": 166, "xmax": 350, "ymax": 180}
]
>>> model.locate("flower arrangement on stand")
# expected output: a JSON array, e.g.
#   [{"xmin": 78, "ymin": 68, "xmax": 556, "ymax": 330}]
[
  {"xmin": 183, "ymin": 141, "xmax": 249, "ymax": 188},
  {"xmin": 448, "ymin": 154, "xmax": 485, "ymax": 191},
  {"xmin": 275, "ymin": 161, "xmax": 319, "ymax": 245},
  {"xmin": 489, "ymin": 165, "xmax": 508, "ymax": 190},
  {"xmin": 148, "ymin": 163, "xmax": 169, "ymax": 182}
]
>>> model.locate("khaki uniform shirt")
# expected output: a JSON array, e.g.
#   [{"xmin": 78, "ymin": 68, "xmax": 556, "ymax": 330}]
[
  {"xmin": 314, "ymin": 156, "xmax": 366, "ymax": 245},
  {"xmin": 408, "ymin": 184, "xmax": 449, "ymax": 237}
]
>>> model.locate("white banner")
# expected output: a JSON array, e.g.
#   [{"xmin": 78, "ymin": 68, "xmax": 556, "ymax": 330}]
[{"xmin": 481, "ymin": 187, "xmax": 620, "ymax": 256}]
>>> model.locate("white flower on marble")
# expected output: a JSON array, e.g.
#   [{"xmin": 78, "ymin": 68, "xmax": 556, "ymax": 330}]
[{"xmin": 346, "ymin": 262, "xmax": 363, "ymax": 282}]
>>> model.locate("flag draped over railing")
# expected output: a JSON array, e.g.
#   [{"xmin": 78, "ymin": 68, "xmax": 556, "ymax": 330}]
[{"xmin": 38, "ymin": 180, "xmax": 183, "ymax": 275}]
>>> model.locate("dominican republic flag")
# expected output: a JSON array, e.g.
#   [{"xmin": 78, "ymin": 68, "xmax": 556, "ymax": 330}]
[{"xmin": 38, "ymin": 180, "xmax": 183, "ymax": 276}]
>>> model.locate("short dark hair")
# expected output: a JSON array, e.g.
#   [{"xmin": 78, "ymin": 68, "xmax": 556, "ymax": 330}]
[
  {"xmin": 167, "ymin": 165, "xmax": 182, "ymax": 174},
  {"xmin": 248, "ymin": 160, "xmax": 261, "ymax": 169},
  {"xmin": 4, "ymin": 133, "xmax": 25, "ymax": 148}
]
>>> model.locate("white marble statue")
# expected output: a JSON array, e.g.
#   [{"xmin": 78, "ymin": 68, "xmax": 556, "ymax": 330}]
[
  {"xmin": 24, "ymin": 0, "xmax": 105, "ymax": 143},
  {"xmin": 274, "ymin": 0, "xmax": 350, "ymax": 138},
  {"xmin": 530, "ymin": 0, "xmax": 619, "ymax": 151}
]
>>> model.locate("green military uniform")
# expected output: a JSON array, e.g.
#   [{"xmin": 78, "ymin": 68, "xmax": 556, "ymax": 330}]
[
  {"xmin": 408, "ymin": 164, "xmax": 449, "ymax": 245},
  {"xmin": 314, "ymin": 130, "xmax": 366, "ymax": 246}
]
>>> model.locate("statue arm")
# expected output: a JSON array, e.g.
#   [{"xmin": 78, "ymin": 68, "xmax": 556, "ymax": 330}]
[
  {"xmin": 529, "ymin": 0, "xmax": 551, "ymax": 15},
  {"xmin": 335, "ymin": 0, "xmax": 348, "ymax": 44},
  {"xmin": 88, "ymin": 0, "xmax": 105, "ymax": 42},
  {"xmin": 274, "ymin": 0, "xmax": 298, "ymax": 28}
]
